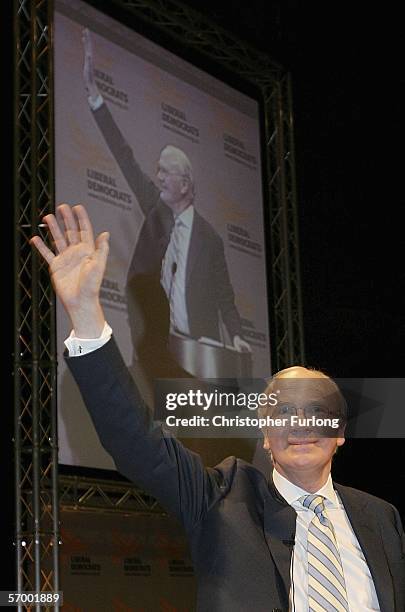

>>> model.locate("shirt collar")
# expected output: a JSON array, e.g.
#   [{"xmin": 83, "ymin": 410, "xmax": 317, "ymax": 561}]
[
  {"xmin": 174, "ymin": 205, "xmax": 194, "ymax": 228},
  {"xmin": 272, "ymin": 468, "xmax": 338, "ymax": 508}
]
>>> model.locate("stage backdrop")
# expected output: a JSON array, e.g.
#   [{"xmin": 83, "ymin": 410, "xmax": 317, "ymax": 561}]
[
  {"xmin": 57, "ymin": 509, "xmax": 196, "ymax": 611},
  {"xmin": 54, "ymin": 0, "xmax": 271, "ymax": 469}
]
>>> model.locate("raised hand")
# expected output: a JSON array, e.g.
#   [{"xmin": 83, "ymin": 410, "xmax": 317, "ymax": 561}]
[
  {"xmin": 82, "ymin": 28, "xmax": 100, "ymax": 103},
  {"xmin": 233, "ymin": 335, "xmax": 252, "ymax": 353},
  {"xmin": 30, "ymin": 204, "xmax": 109, "ymax": 337}
]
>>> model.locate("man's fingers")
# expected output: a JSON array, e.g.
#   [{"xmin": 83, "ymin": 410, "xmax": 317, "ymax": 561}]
[
  {"xmin": 243, "ymin": 341, "xmax": 252, "ymax": 353},
  {"xmin": 234, "ymin": 336, "xmax": 252, "ymax": 353},
  {"xmin": 43, "ymin": 213, "xmax": 68, "ymax": 253},
  {"xmin": 95, "ymin": 231, "xmax": 110, "ymax": 268},
  {"xmin": 58, "ymin": 204, "xmax": 80, "ymax": 245},
  {"xmin": 95, "ymin": 231, "xmax": 109, "ymax": 255},
  {"xmin": 30, "ymin": 236, "xmax": 55, "ymax": 266},
  {"xmin": 31, "ymin": 204, "xmax": 99, "ymax": 266},
  {"xmin": 74, "ymin": 204, "xmax": 95, "ymax": 249}
]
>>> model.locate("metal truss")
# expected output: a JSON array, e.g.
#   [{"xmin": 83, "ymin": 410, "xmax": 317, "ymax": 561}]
[
  {"xmin": 14, "ymin": 0, "xmax": 303, "ymax": 605},
  {"xmin": 59, "ymin": 475, "xmax": 165, "ymax": 515},
  {"xmin": 14, "ymin": 0, "xmax": 60, "ymax": 609},
  {"xmin": 265, "ymin": 74, "xmax": 304, "ymax": 368}
]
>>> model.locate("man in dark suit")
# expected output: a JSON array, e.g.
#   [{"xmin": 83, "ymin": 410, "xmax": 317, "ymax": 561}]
[
  {"xmin": 31, "ymin": 205, "xmax": 405, "ymax": 611},
  {"xmin": 82, "ymin": 30, "xmax": 250, "ymax": 383}
]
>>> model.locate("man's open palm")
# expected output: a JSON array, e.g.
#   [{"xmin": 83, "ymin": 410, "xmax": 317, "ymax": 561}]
[{"xmin": 30, "ymin": 204, "xmax": 109, "ymax": 315}]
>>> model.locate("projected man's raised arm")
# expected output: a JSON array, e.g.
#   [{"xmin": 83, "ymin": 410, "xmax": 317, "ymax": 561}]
[{"xmin": 82, "ymin": 29, "xmax": 161, "ymax": 216}]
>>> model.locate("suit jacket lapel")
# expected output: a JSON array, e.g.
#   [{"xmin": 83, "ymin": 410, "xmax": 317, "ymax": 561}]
[
  {"xmin": 335, "ymin": 483, "xmax": 394, "ymax": 612},
  {"xmin": 186, "ymin": 211, "xmax": 204, "ymax": 286},
  {"xmin": 158, "ymin": 203, "xmax": 174, "ymax": 258},
  {"xmin": 264, "ymin": 480, "xmax": 297, "ymax": 605}
]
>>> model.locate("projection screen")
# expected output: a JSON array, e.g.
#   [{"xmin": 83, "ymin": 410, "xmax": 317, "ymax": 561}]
[{"xmin": 54, "ymin": 0, "xmax": 271, "ymax": 469}]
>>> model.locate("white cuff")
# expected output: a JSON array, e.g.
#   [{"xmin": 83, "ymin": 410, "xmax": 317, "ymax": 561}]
[
  {"xmin": 64, "ymin": 322, "xmax": 112, "ymax": 357},
  {"xmin": 88, "ymin": 93, "xmax": 104, "ymax": 111}
]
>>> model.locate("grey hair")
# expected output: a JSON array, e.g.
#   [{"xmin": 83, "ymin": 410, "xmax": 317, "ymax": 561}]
[{"xmin": 161, "ymin": 145, "xmax": 195, "ymax": 196}]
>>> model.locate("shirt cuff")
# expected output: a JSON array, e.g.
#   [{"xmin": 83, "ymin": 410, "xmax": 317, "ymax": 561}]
[
  {"xmin": 64, "ymin": 322, "xmax": 112, "ymax": 357},
  {"xmin": 88, "ymin": 93, "xmax": 104, "ymax": 111}
]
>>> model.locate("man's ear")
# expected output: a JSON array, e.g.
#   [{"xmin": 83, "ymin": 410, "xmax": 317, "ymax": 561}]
[
  {"xmin": 180, "ymin": 178, "xmax": 190, "ymax": 195},
  {"xmin": 336, "ymin": 421, "xmax": 346, "ymax": 447},
  {"xmin": 336, "ymin": 435, "xmax": 345, "ymax": 448}
]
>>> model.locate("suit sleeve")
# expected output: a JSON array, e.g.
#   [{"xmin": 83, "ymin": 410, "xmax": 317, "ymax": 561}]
[
  {"xmin": 213, "ymin": 235, "xmax": 243, "ymax": 339},
  {"xmin": 91, "ymin": 103, "xmax": 160, "ymax": 216},
  {"xmin": 65, "ymin": 337, "xmax": 227, "ymax": 530},
  {"xmin": 391, "ymin": 504, "xmax": 405, "ymax": 555}
]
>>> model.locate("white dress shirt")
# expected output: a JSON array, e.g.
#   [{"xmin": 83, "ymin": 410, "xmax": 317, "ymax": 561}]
[
  {"xmin": 160, "ymin": 205, "xmax": 194, "ymax": 335},
  {"xmin": 272, "ymin": 468, "xmax": 380, "ymax": 611},
  {"xmin": 64, "ymin": 322, "xmax": 112, "ymax": 356}
]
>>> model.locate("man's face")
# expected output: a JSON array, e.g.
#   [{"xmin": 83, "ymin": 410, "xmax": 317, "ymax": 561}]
[
  {"xmin": 263, "ymin": 371, "xmax": 345, "ymax": 477},
  {"xmin": 157, "ymin": 151, "xmax": 188, "ymax": 208}
]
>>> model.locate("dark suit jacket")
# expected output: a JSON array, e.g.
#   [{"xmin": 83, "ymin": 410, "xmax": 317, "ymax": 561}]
[
  {"xmin": 92, "ymin": 103, "xmax": 242, "ymax": 342},
  {"xmin": 67, "ymin": 338, "xmax": 405, "ymax": 612}
]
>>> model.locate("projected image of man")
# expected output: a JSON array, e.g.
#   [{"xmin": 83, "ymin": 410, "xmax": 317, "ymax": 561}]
[{"xmin": 82, "ymin": 29, "xmax": 251, "ymax": 382}]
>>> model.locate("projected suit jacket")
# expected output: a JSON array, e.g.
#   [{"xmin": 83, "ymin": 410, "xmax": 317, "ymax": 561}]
[
  {"xmin": 67, "ymin": 338, "xmax": 405, "ymax": 612},
  {"xmin": 91, "ymin": 103, "xmax": 242, "ymax": 345}
]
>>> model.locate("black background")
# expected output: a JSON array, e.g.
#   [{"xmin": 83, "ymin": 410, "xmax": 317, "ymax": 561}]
[{"xmin": 2, "ymin": 0, "xmax": 404, "ymax": 592}]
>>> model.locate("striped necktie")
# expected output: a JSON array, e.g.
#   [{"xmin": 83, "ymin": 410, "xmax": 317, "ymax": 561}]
[{"xmin": 300, "ymin": 494, "xmax": 349, "ymax": 612}]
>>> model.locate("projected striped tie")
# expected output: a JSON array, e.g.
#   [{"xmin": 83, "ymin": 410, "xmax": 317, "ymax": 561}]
[
  {"xmin": 162, "ymin": 216, "xmax": 183, "ymax": 330},
  {"xmin": 300, "ymin": 494, "xmax": 349, "ymax": 612}
]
